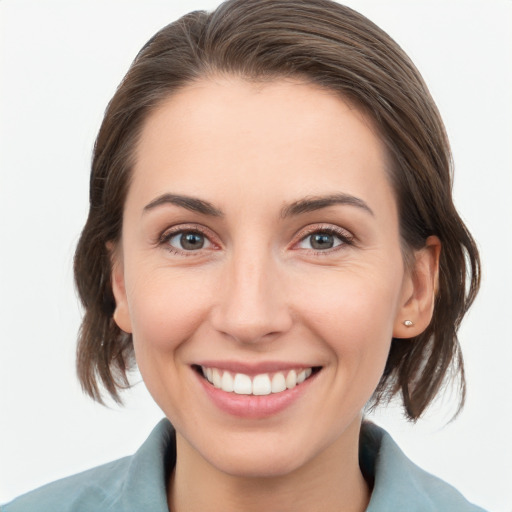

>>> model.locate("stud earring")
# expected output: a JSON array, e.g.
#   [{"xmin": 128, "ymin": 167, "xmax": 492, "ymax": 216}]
[{"xmin": 403, "ymin": 320, "xmax": 414, "ymax": 327}]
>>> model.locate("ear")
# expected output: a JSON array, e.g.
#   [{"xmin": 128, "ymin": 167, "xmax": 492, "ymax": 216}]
[
  {"xmin": 393, "ymin": 236, "xmax": 441, "ymax": 339},
  {"xmin": 107, "ymin": 242, "xmax": 133, "ymax": 334}
]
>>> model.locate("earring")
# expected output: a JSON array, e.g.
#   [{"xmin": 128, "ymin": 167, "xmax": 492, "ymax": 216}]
[{"xmin": 403, "ymin": 320, "xmax": 414, "ymax": 327}]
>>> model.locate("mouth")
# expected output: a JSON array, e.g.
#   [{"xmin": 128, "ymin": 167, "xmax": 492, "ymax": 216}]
[{"xmin": 193, "ymin": 365, "xmax": 321, "ymax": 396}]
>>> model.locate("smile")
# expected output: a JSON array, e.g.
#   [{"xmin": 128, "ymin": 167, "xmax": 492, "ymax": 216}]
[{"xmin": 199, "ymin": 366, "xmax": 315, "ymax": 396}]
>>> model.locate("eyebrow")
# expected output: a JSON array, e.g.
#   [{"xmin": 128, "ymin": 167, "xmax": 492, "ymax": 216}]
[
  {"xmin": 280, "ymin": 193, "xmax": 374, "ymax": 218},
  {"xmin": 142, "ymin": 192, "xmax": 373, "ymax": 219},
  {"xmin": 143, "ymin": 193, "xmax": 223, "ymax": 217}
]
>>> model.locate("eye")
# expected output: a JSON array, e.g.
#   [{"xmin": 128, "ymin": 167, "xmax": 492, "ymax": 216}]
[
  {"xmin": 296, "ymin": 227, "xmax": 352, "ymax": 251},
  {"xmin": 163, "ymin": 230, "xmax": 213, "ymax": 252}
]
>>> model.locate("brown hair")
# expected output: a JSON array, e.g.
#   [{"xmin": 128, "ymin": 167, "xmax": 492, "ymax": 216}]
[{"xmin": 74, "ymin": 0, "xmax": 480, "ymax": 419}]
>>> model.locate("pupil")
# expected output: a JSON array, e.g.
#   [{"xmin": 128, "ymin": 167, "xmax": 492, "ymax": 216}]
[
  {"xmin": 181, "ymin": 232, "xmax": 204, "ymax": 250},
  {"xmin": 311, "ymin": 233, "xmax": 333, "ymax": 250}
]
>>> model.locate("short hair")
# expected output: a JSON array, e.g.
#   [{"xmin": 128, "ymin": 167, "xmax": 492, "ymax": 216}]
[{"xmin": 74, "ymin": 0, "xmax": 480, "ymax": 419}]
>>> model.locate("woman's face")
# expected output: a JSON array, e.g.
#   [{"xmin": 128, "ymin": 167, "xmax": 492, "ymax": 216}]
[{"xmin": 112, "ymin": 77, "xmax": 426, "ymax": 477}]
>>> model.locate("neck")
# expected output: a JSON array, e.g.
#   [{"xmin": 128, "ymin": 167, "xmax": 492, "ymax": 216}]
[{"xmin": 168, "ymin": 420, "xmax": 370, "ymax": 512}]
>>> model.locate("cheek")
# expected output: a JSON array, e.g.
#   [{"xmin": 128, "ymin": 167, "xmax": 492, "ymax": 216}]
[
  {"xmin": 125, "ymin": 269, "xmax": 216, "ymax": 413},
  {"xmin": 126, "ymin": 268, "xmax": 212, "ymax": 355},
  {"xmin": 302, "ymin": 265, "xmax": 401, "ymax": 322},
  {"xmin": 296, "ymin": 264, "xmax": 402, "ymax": 361}
]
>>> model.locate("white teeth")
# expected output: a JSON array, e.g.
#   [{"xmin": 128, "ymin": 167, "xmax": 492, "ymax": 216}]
[
  {"xmin": 286, "ymin": 369, "xmax": 297, "ymax": 389},
  {"xmin": 271, "ymin": 372, "xmax": 287, "ymax": 393},
  {"xmin": 200, "ymin": 366, "xmax": 315, "ymax": 395},
  {"xmin": 212, "ymin": 368, "xmax": 222, "ymax": 388},
  {"xmin": 252, "ymin": 374, "xmax": 272, "ymax": 396},
  {"xmin": 221, "ymin": 371, "xmax": 234, "ymax": 392},
  {"xmin": 233, "ymin": 373, "xmax": 252, "ymax": 394}
]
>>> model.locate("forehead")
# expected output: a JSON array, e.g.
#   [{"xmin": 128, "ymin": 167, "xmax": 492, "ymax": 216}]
[{"xmin": 129, "ymin": 76, "xmax": 395, "ymax": 218}]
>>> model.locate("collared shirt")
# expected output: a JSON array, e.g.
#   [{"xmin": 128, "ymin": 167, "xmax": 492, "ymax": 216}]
[{"xmin": 2, "ymin": 419, "xmax": 487, "ymax": 511}]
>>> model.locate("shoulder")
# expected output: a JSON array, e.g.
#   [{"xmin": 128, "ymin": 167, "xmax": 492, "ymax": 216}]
[
  {"xmin": 360, "ymin": 422, "xmax": 488, "ymax": 512},
  {"xmin": 2, "ymin": 457, "xmax": 132, "ymax": 512},
  {"xmin": 2, "ymin": 419, "xmax": 175, "ymax": 512}
]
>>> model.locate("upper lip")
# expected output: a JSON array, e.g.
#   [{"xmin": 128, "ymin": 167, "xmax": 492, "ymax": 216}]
[{"xmin": 194, "ymin": 360, "xmax": 320, "ymax": 375}]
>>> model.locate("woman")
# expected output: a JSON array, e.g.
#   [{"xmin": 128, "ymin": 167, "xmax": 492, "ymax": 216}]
[{"xmin": 2, "ymin": 0, "xmax": 491, "ymax": 510}]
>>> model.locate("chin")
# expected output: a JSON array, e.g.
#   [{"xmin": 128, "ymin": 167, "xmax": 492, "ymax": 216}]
[
  {"xmin": 192, "ymin": 425, "xmax": 328, "ymax": 480},
  {"xmin": 209, "ymin": 447, "xmax": 308, "ymax": 479}
]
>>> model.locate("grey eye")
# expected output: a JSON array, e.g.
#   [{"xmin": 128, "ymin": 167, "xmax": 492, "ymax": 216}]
[
  {"xmin": 297, "ymin": 231, "xmax": 344, "ymax": 251},
  {"xmin": 168, "ymin": 231, "xmax": 210, "ymax": 251},
  {"xmin": 310, "ymin": 233, "xmax": 335, "ymax": 250}
]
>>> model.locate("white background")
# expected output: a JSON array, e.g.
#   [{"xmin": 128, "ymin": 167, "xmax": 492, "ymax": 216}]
[{"xmin": 0, "ymin": 1, "xmax": 511, "ymax": 510}]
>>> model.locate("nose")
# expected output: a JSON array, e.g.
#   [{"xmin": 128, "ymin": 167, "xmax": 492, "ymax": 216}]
[{"xmin": 210, "ymin": 248, "xmax": 293, "ymax": 345}]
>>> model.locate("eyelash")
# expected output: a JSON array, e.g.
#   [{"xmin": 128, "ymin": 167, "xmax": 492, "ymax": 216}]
[
  {"xmin": 157, "ymin": 224, "xmax": 354, "ymax": 256},
  {"xmin": 294, "ymin": 225, "xmax": 354, "ymax": 255},
  {"xmin": 158, "ymin": 224, "xmax": 218, "ymax": 257}
]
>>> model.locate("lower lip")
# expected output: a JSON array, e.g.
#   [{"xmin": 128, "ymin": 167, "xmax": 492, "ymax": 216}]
[{"xmin": 196, "ymin": 370, "xmax": 318, "ymax": 419}]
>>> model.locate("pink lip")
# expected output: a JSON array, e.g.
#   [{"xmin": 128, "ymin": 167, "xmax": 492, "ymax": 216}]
[
  {"xmin": 195, "ymin": 360, "xmax": 314, "ymax": 375},
  {"xmin": 194, "ymin": 366, "xmax": 319, "ymax": 419}
]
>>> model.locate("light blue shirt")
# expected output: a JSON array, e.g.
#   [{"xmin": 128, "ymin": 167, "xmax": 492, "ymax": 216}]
[{"xmin": 2, "ymin": 419, "xmax": 487, "ymax": 511}]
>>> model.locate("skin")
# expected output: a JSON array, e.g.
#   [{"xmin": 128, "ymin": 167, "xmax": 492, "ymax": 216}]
[{"xmin": 111, "ymin": 76, "xmax": 440, "ymax": 512}]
